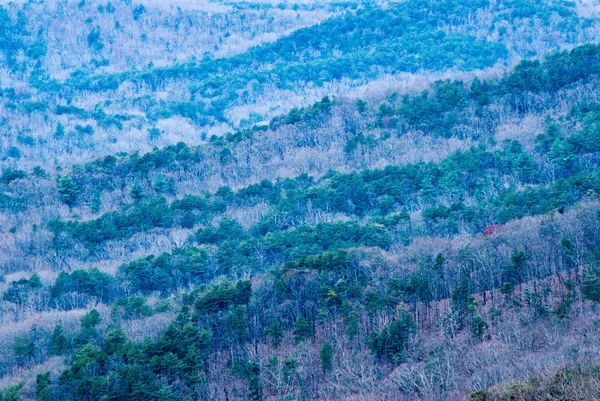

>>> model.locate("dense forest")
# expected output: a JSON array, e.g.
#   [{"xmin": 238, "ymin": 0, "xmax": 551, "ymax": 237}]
[{"xmin": 2, "ymin": 0, "xmax": 600, "ymax": 400}]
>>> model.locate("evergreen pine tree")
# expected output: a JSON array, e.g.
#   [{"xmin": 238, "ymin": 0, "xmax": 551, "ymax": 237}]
[
  {"xmin": 129, "ymin": 180, "xmax": 144, "ymax": 201},
  {"xmin": 264, "ymin": 322, "xmax": 284, "ymax": 348},
  {"xmin": 319, "ymin": 341, "xmax": 333, "ymax": 373},
  {"xmin": 247, "ymin": 363, "xmax": 263, "ymax": 401},
  {"xmin": 50, "ymin": 323, "xmax": 68, "ymax": 355},
  {"xmin": 58, "ymin": 175, "xmax": 78, "ymax": 206},
  {"xmin": 90, "ymin": 190, "xmax": 101, "ymax": 214}
]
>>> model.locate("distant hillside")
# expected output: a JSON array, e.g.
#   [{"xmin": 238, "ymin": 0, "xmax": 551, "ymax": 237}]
[
  {"xmin": 0, "ymin": 39, "xmax": 599, "ymax": 400},
  {"xmin": 1, "ymin": 1, "xmax": 600, "ymax": 401},
  {"xmin": 472, "ymin": 365, "xmax": 600, "ymax": 401},
  {"xmin": 2, "ymin": 0, "xmax": 600, "ymax": 170}
]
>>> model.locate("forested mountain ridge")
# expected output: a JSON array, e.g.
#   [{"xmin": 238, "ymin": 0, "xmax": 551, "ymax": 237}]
[
  {"xmin": 2, "ymin": 0, "xmax": 600, "ymax": 400},
  {"xmin": 2, "ymin": 0, "xmax": 600, "ymax": 169}
]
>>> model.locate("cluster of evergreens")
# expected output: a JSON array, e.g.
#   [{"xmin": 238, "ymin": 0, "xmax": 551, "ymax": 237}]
[{"xmin": 3, "ymin": 1, "xmax": 600, "ymax": 400}]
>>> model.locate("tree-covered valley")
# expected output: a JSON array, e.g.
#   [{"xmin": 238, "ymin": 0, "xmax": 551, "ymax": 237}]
[{"xmin": 2, "ymin": 0, "xmax": 600, "ymax": 400}]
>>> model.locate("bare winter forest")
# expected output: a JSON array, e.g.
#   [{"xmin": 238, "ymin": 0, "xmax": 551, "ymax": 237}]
[{"xmin": 2, "ymin": 0, "xmax": 600, "ymax": 400}]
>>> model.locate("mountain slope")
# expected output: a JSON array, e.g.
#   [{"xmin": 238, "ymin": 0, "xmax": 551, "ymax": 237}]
[{"xmin": 1, "ymin": 2, "xmax": 600, "ymax": 401}]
